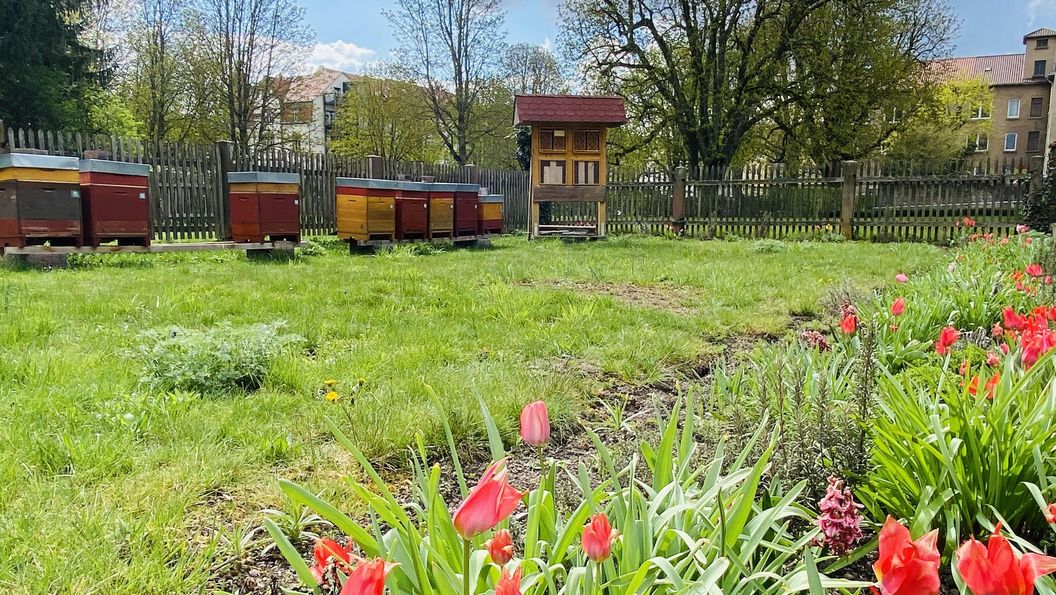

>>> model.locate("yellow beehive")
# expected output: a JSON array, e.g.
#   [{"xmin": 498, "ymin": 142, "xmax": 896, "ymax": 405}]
[{"xmin": 336, "ymin": 177, "xmax": 397, "ymax": 241}]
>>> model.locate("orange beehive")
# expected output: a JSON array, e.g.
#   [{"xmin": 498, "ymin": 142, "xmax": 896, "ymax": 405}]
[
  {"xmin": 427, "ymin": 183, "xmax": 454, "ymax": 239},
  {"xmin": 478, "ymin": 194, "xmax": 504, "ymax": 235},
  {"xmin": 335, "ymin": 178, "xmax": 397, "ymax": 241}
]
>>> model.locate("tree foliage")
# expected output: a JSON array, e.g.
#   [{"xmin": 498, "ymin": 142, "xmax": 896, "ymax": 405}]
[
  {"xmin": 883, "ymin": 76, "xmax": 993, "ymax": 163},
  {"xmin": 501, "ymin": 43, "xmax": 567, "ymax": 95},
  {"xmin": 560, "ymin": 0, "xmax": 954, "ymax": 171},
  {"xmin": 0, "ymin": 0, "xmax": 112, "ymax": 129}
]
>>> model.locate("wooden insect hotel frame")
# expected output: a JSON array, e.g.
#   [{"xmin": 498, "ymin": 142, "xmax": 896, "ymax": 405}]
[{"xmin": 513, "ymin": 94, "xmax": 627, "ymax": 239}]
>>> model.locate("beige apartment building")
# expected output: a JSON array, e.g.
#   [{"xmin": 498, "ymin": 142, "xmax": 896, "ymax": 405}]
[{"xmin": 933, "ymin": 28, "xmax": 1056, "ymax": 162}]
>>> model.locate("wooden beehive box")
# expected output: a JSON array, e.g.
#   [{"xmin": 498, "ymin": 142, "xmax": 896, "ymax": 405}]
[
  {"xmin": 396, "ymin": 181, "xmax": 430, "ymax": 240},
  {"xmin": 228, "ymin": 172, "xmax": 301, "ymax": 243},
  {"xmin": 478, "ymin": 194, "xmax": 504, "ymax": 235},
  {"xmin": 335, "ymin": 178, "xmax": 397, "ymax": 241},
  {"xmin": 452, "ymin": 183, "xmax": 481, "ymax": 237},
  {"xmin": 426, "ymin": 182, "xmax": 454, "ymax": 239},
  {"xmin": 80, "ymin": 160, "xmax": 152, "ymax": 247},
  {"xmin": 0, "ymin": 153, "xmax": 83, "ymax": 248}
]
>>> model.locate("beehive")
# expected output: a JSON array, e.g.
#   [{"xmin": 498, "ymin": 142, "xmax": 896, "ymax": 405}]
[
  {"xmin": 0, "ymin": 153, "xmax": 82, "ymax": 248},
  {"xmin": 80, "ymin": 160, "xmax": 151, "ymax": 247},
  {"xmin": 427, "ymin": 183, "xmax": 455, "ymax": 239},
  {"xmin": 478, "ymin": 194, "xmax": 504, "ymax": 234},
  {"xmin": 335, "ymin": 178, "xmax": 397, "ymax": 241},
  {"xmin": 396, "ymin": 181, "xmax": 430, "ymax": 240},
  {"xmin": 228, "ymin": 172, "xmax": 301, "ymax": 243},
  {"xmin": 452, "ymin": 183, "xmax": 481, "ymax": 237}
]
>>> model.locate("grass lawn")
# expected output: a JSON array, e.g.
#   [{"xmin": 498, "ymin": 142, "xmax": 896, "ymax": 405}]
[{"xmin": 0, "ymin": 235, "xmax": 943, "ymax": 593}]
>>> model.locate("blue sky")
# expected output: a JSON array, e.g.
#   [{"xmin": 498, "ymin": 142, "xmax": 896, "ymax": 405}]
[{"xmin": 303, "ymin": 0, "xmax": 1056, "ymax": 72}]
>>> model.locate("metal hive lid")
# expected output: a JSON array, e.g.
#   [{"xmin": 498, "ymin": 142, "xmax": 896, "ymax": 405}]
[
  {"xmin": 478, "ymin": 194, "xmax": 504, "ymax": 203},
  {"xmin": 80, "ymin": 160, "xmax": 151, "ymax": 176},
  {"xmin": 336, "ymin": 177, "xmax": 402, "ymax": 190},
  {"xmin": 0, "ymin": 153, "xmax": 79, "ymax": 170},
  {"xmin": 227, "ymin": 171, "xmax": 300, "ymax": 184}
]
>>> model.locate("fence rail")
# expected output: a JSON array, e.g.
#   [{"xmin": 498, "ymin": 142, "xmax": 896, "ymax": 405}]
[{"xmin": 0, "ymin": 120, "xmax": 1040, "ymax": 243}]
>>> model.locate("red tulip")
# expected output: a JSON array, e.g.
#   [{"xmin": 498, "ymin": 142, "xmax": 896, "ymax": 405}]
[
  {"xmin": 582, "ymin": 513, "xmax": 619, "ymax": 562},
  {"xmin": 872, "ymin": 516, "xmax": 940, "ymax": 595},
  {"xmin": 494, "ymin": 568, "xmax": 523, "ymax": 595},
  {"xmin": 935, "ymin": 326, "xmax": 960, "ymax": 355},
  {"xmin": 891, "ymin": 298, "xmax": 906, "ymax": 317},
  {"xmin": 966, "ymin": 375, "xmax": 980, "ymax": 396},
  {"xmin": 519, "ymin": 401, "xmax": 550, "ymax": 448},
  {"xmin": 339, "ymin": 558, "xmax": 398, "ymax": 595},
  {"xmin": 985, "ymin": 373, "xmax": 1000, "ymax": 399},
  {"xmin": 453, "ymin": 459, "xmax": 524, "ymax": 539},
  {"xmin": 311, "ymin": 538, "xmax": 353, "ymax": 583},
  {"xmin": 895, "ymin": 273, "xmax": 909, "ymax": 284},
  {"xmin": 1046, "ymin": 504, "xmax": 1056, "ymax": 524},
  {"xmin": 840, "ymin": 314, "xmax": 858, "ymax": 335},
  {"xmin": 1027, "ymin": 264, "xmax": 1044, "ymax": 278},
  {"xmin": 1003, "ymin": 307, "xmax": 1025, "ymax": 331},
  {"xmin": 486, "ymin": 529, "xmax": 515, "ymax": 565},
  {"xmin": 956, "ymin": 524, "xmax": 1056, "ymax": 595}
]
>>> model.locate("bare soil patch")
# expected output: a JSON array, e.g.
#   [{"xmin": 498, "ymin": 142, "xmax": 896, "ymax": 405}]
[{"xmin": 523, "ymin": 280, "xmax": 701, "ymax": 315}]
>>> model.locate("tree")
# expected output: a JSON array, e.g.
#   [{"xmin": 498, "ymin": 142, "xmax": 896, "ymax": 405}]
[
  {"xmin": 560, "ymin": 0, "xmax": 953, "ymax": 171},
  {"xmin": 501, "ymin": 43, "xmax": 566, "ymax": 95},
  {"xmin": 190, "ymin": 0, "xmax": 311, "ymax": 154},
  {"xmin": 0, "ymin": 0, "xmax": 111, "ymax": 129},
  {"xmin": 385, "ymin": 0, "xmax": 507, "ymax": 164},
  {"xmin": 883, "ymin": 76, "xmax": 993, "ymax": 163},
  {"xmin": 331, "ymin": 65, "xmax": 443, "ymax": 162}
]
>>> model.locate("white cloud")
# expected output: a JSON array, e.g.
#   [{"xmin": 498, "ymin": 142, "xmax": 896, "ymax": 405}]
[
  {"xmin": 541, "ymin": 37, "xmax": 552, "ymax": 51},
  {"xmin": 1027, "ymin": 0, "xmax": 1056, "ymax": 26},
  {"xmin": 307, "ymin": 40, "xmax": 376, "ymax": 72}
]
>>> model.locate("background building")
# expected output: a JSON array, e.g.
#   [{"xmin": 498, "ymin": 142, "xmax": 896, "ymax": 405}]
[
  {"xmin": 277, "ymin": 67, "xmax": 358, "ymax": 153},
  {"xmin": 932, "ymin": 28, "xmax": 1056, "ymax": 161}
]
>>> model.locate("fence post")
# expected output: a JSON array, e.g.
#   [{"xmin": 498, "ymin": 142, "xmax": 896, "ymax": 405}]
[
  {"xmin": 0, "ymin": 119, "xmax": 6, "ymax": 151},
  {"xmin": 216, "ymin": 140, "xmax": 233, "ymax": 240},
  {"xmin": 840, "ymin": 160, "xmax": 857, "ymax": 241},
  {"xmin": 464, "ymin": 163, "xmax": 479, "ymax": 185},
  {"xmin": 1029, "ymin": 155, "xmax": 1045, "ymax": 196},
  {"xmin": 672, "ymin": 166, "xmax": 687, "ymax": 234},
  {"xmin": 366, "ymin": 155, "xmax": 383, "ymax": 179}
]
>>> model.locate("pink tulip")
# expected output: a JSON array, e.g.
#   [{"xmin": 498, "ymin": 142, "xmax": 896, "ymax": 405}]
[
  {"xmin": 519, "ymin": 401, "xmax": 550, "ymax": 448},
  {"xmin": 891, "ymin": 298, "xmax": 905, "ymax": 317},
  {"xmin": 453, "ymin": 459, "xmax": 524, "ymax": 539},
  {"xmin": 895, "ymin": 273, "xmax": 909, "ymax": 284},
  {"xmin": 339, "ymin": 558, "xmax": 398, "ymax": 595},
  {"xmin": 486, "ymin": 529, "xmax": 515, "ymax": 565},
  {"xmin": 582, "ymin": 513, "xmax": 619, "ymax": 562}
]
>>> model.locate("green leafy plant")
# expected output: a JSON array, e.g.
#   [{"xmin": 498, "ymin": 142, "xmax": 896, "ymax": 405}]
[{"xmin": 136, "ymin": 322, "xmax": 302, "ymax": 394}]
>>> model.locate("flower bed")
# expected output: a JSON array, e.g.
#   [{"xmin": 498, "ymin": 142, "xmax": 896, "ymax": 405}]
[{"xmin": 268, "ymin": 224, "xmax": 1056, "ymax": 594}]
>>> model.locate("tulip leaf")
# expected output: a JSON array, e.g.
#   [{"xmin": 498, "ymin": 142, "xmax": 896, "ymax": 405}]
[
  {"xmin": 278, "ymin": 479, "xmax": 380, "ymax": 556},
  {"xmin": 475, "ymin": 393, "xmax": 506, "ymax": 462},
  {"xmin": 262, "ymin": 518, "xmax": 321, "ymax": 592}
]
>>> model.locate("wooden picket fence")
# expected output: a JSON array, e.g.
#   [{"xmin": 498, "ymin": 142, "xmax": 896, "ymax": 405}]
[
  {"xmin": 0, "ymin": 120, "xmax": 1038, "ymax": 243},
  {"xmin": 0, "ymin": 122, "xmax": 532, "ymax": 239},
  {"xmin": 608, "ymin": 157, "xmax": 1036, "ymax": 242}
]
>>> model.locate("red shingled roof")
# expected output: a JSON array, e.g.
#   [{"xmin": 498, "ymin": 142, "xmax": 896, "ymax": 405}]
[
  {"xmin": 513, "ymin": 95, "xmax": 628, "ymax": 126},
  {"xmin": 930, "ymin": 54, "xmax": 1034, "ymax": 86}
]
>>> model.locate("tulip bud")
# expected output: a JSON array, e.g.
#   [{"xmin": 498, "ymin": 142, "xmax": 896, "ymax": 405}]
[
  {"xmin": 582, "ymin": 513, "xmax": 619, "ymax": 562},
  {"xmin": 519, "ymin": 401, "xmax": 550, "ymax": 448},
  {"xmin": 486, "ymin": 529, "xmax": 515, "ymax": 565}
]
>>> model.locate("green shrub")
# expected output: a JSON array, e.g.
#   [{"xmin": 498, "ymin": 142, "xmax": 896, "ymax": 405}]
[
  {"xmin": 136, "ymin": 322, "xmax": 302, "ymax": 394},
  {"xmin": 297, "ymin": 239, "xmax": 329, "ymax": 257},
  {"xmin": 751, "ymin": 239, "xmax": 787, "ymax": 254}
]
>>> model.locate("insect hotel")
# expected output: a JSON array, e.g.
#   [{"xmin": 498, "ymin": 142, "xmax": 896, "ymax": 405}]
[{"xmin": 513, "ymin": 94, "xmax": 627, "ymax": 239}]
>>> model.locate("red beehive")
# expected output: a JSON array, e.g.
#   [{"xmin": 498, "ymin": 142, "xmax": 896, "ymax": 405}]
[
  {"xmin": 79, "ymin": 160, "xmax": 151, "ymax": 247},
  {"xmin": 452, "ymin": 183, "xmax": 480, "ymax": 237},
  {"xmin": 395, "ymin": 181, "xmax": 430, "ymax": 240},
  {"xmin": 228, "ymin": 172, "xmax": 301, "ymax": 243},
  {"xmin": 0, "ymin": 153, "xmax": 82, "ymax": 248}
]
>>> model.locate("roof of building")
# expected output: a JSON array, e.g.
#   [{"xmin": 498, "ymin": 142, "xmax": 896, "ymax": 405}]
[
  {"xmin": 281, "ymin": 67, "xmax": 358, "ymax": 102},
  {"xmin": 513, "ymin": 94, "xmax": 628, "ymax": 126},
  {"xmin": 929, "ymin": 53, "xmax": 1046, "ymax": 86},
  {"xmin": 1025, "ymin": 28, "xmax": 1056, "ymax": 40}
]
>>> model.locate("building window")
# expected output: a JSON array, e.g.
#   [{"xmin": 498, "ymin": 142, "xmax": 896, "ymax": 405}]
[
  {"xmin": 1004, "ymin": 132, "xmax": 1018, "ymax": 152},
  {"xmin": 970, "ymin": 104, "xmax": 991, "ymax": 120},
  {"xmin": 573, "ymin": 161, "xmax": 600, "ymax": 185},
  {"xmin": 1030, "ymin": 96, "xmax": 1045, "ymax": 118},
  {"xmin": 538, "ymin": 129, "xmax": 566, "ymax": 151},
  {"xmin": 1035, "ymin": 60, "xmax": 1047, "ymax": 77},
  {"xmin": 281, "ymin": 101, "xmax": 312, "ymax": 124},
  {"xmin": 1039, "ymin": 39, "xmax": 1050, "ymax": 49},
  {"xmin": 573, "ymin": 129, "xmax": 601, "ymax": 152},
  {"xmin": 968, "ymin": 133, "xmax": 988, "ymax": 152},
  {"xmin": 1028, "ymin": 131, "xmax": 1042, "ymax": 152},
  {"xmin": 1008, "ymin": 99, "xmax": 1021, "ymax": 119},
  {"xmin": 540, "ymin": 160, "xmax": 566, "ymax": 184}
]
